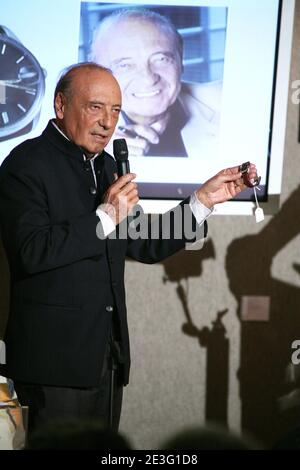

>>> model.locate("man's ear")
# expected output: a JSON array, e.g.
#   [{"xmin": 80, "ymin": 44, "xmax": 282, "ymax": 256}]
[{"xmin": 54, "ymin": 92, "xmax": 65, "ymax": 119}]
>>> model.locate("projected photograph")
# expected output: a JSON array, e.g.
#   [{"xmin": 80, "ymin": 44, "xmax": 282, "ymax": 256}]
[
  {"xmin": 0, "ymin": 0, "xmax": 288, "ymax": 212},
  {"xmin": 79, "ymin": 2, "xmax": 227, "ymax": 198}
]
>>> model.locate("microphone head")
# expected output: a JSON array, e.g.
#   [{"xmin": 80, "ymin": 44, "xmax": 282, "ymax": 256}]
[{"xmin": 113, "ymin": 138, "xmax": 128, "ymax": 161}]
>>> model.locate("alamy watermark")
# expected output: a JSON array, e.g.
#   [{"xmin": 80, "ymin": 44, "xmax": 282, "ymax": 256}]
[
  {"xmin": 96, "ymin": 202, "xmax": 205, "ymax": 250},
  {"xmin": 291, "ymin": 340, "xmax": 300, "ymax": 365},
  {"xmin": 291, "ymin": 80, "xmax": 300, "ymax": 104},
  {"xmin": 0, "ymin": 340, "xmax": 6, "ymax": 365}
]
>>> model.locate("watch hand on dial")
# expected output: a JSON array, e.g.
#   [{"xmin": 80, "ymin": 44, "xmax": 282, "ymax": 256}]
[
  {"xmin": 2, "ymin": 78, "xmax": 21, "ymax": 84},
  {"xmin": 0, "ymin": 81, "xmax": 36, "ymax": 93}
]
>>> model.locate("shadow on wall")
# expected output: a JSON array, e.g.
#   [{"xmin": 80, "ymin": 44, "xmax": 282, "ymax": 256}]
[
  {"xmin": 162, "ymin": 239, "xmax": 231, "ymax": 429},
  {"xmin": 0, "ymin": 237, "xmax": 9, "ymax": 339},
  {"xmin": 226, "ymin": 184, "xmax": 300, "ymax": 448},
  {"xmin": 2, "ymin": 182, "xmax": 300, "ymax": 447}
]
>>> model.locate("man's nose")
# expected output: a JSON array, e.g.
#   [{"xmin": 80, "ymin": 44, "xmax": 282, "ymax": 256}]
[
  {"xmin": 98, "ymin": 108, "xmax": 112, "ymax": 129},
  {"xmin": 139, "ymin": 63, "xmax": 159, "ymax": 85}
]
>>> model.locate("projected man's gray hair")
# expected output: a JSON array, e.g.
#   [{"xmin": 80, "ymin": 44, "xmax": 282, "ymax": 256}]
[{"xmin": 90, "ymin": 8, "xmax": 183, "ymax": 63}]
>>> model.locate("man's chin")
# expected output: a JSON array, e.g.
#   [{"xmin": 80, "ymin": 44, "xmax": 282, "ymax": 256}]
[
  {"xmin": 80, "ymin": 144, "xmax": 106, "ymax": 156},
  {"xmin": 92, "ymin": 137, "xmax": 112, "ymax": 153}
]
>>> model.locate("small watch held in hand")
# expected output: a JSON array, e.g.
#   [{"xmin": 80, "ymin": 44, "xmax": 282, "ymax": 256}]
[{"xmin": 239, "ymin": 161, "xmax": 261, "ymax": 187}]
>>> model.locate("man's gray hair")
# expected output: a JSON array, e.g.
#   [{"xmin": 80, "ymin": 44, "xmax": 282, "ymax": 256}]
[{"xmin": 90, "ymin": 8, "xmax": 183, "ymax": 63}]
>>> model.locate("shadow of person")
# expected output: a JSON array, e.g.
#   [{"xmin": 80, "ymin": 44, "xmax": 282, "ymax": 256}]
[
  {"xmin": 162, "ymin": 240, "xmax": 231, "ymax": 427},
  {"xmin": 181, "ymin": 308, "xmax": 230, "ymax": 427},
  {"xmin": 226, "ymin": 184, "xmax": 300, "ymax": 447},
  {"xmin": 162, "ymin": 240, "xmax": 215, "ymax": 340},
  {"xmin": 162, "ymin": 238, "xmax": 215, "ymax": 282}
]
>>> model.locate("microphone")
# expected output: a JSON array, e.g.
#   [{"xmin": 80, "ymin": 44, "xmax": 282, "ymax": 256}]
[
  {"xmin": 112, "ymin": 138, "xmax": 141, "ymax": 228},
  {"xmin": 113, "ymin": 138, "xmax": 130, "ymax": 177}
]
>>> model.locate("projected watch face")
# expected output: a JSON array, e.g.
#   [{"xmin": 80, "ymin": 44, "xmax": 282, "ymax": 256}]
[{"xmin": 0, "ymin": 33, "xmax": 45, "ymax": 141}]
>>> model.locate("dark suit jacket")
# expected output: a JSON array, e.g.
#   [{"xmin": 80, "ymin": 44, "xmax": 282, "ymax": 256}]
[{"xmin": 0, "ymin": 121, "xmax": 206, "ymax": 387}]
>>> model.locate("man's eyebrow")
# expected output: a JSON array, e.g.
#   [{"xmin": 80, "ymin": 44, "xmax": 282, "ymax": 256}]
[
  {"xmin": 151, "ymin": 51, "xmax": 176, "ymax": 58},
  {"xmin": 89, "ymin": 101, "xmax": 121, "ymax": 108},
  {"xmin": 111, "ymin": 51, "xmax": 176, "ymax": 66},
  {"xmin": 111, "ymin": 57, "xmax": 133, "ymax": 66}
]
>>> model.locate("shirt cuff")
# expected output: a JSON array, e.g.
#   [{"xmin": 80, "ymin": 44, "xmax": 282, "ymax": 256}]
[
  {"xmin": 189, "ymin": 191, "xmax": 214, "ymax": 226},
  {"xmin": 96, "ymin": 206, "xmax": 116, "ymax": 237}
]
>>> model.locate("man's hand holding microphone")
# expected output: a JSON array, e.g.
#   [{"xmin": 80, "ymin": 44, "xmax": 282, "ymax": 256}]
[{"xmin": 101, "ymin": 139, "xmax": 139, "ymax": 225}]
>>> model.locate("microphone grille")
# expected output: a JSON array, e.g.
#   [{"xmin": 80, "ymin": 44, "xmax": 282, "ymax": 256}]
[{"xmin": 113, "ymin": 138, "xmax": 128, "ymax": 161}]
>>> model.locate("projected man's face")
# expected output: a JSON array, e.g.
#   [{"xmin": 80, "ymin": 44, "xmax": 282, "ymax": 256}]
[{"xmin": 92, "ymin": 19, "xmax": 182, "ymax": 125}]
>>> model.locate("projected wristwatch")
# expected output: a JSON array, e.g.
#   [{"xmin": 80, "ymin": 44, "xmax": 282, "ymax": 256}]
[{"xmin": 0, "ymin": 26, "xmax": 46, "ymax": 142}]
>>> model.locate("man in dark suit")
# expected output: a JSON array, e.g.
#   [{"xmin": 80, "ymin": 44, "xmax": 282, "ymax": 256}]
[{"xmin": 0, "ymin": 63, "xmax": 257, "ymax": 434}]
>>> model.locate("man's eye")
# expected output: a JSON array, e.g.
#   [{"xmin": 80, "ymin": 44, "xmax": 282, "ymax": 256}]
[
  {"xmin": 114, "ymin": 62, "xmax": 134, "ymax": 72},
  {"xmin": 89, "ymin": 105, "xmax": 103, "ymax": 113},
  {"xmin": 153, "ymin": 54, "xmax": 173, "ymax": 65}
]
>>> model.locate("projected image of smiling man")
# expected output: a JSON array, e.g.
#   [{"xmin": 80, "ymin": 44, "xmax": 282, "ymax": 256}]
[
  {"xmin": 90, "ymin": 9, "xmax": 185, "ymax": 156},
  {"xmin": 106, "ymin": 17, "xmax": 179, "ymax": 118},
  {"xmin": 90, "ymin": 9, "xmax": 221, "ymax": 158}
]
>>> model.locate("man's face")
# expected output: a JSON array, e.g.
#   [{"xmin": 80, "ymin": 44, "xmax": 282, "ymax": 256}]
[
  {"xmin": 55, "ymin": 69, "xmax": 122, "ymax": 155},
  {"xmin": 92, "ymin": 19, "xmax": 182, "ymax": 124}
]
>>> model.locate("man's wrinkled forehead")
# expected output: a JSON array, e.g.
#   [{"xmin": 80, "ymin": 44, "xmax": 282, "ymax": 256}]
[
  {"xmin": 68, "ymin": 68, "xmax": 121, "ymax": 101},
  {"xmin": 94, "ymin": 18, "xmax": 180, "ymax": 61}
]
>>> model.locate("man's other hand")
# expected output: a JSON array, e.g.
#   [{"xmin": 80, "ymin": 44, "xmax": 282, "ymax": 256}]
[{"xmin": 196, "ymin": 163, "xmax": 258, "ymax": 209}]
